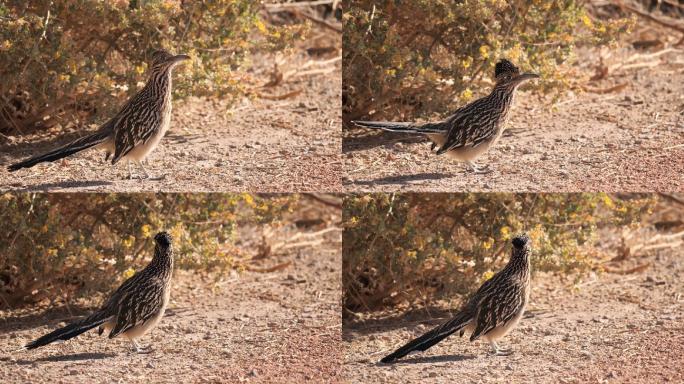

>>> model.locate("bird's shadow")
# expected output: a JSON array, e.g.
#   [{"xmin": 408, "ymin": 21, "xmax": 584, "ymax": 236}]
[
  {"xmin": 348, "ymin": 172, "xmax": 452, "ymax": 186},
  {"xmin": 342, "ymin": 131, "xmax": 427, "ymax": 153},
  {"xmin": 378, "ymin": 354, "xmax": 477, "ymax": 365},
  {"xmin": 13, "ymin": 352, "xmax": 116, "ymax": 364},
  {"xmin": 0, "ymin": 306, "xmax": 93, "ymax": 334},
  {"xmin": 11, "ymin": 179, "xmax": 113, "ymax": 192}
]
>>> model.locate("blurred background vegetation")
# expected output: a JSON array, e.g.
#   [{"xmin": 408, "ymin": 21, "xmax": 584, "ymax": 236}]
[
  {"xmin": 0, "ymin": 0, "xmax": 311, "ymax": 135},
  {"xmin": 342, "ymin": 193, "xmax": 668, "ymax": 314},
  {"xmin": 0, "ymin": 193, "xmax": 299, "ymax": 308},
  {"xmin": 342, "ymin": 0, "xmax": 633, "ymax": 123}
]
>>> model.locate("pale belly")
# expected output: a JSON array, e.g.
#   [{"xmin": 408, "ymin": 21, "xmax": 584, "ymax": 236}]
[{"xmin": 481, "ymin": 306, "xmax": 525, "ymax": 342}]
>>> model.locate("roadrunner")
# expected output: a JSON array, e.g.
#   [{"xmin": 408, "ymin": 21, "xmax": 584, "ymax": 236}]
[
  {"xmin": 381, "ymin": 234, "xmax": 531, "ymax": 363},
  {"xmin": 7, "ymin": 50, "xmax": 190, "ymax": 179},
  {"xmin": 353, "ymin": 59, "xmax": 539, "ymax": 173},
  {"xmin": 21, "ymin": 232, "xmax": 174, "ymax": 353}
]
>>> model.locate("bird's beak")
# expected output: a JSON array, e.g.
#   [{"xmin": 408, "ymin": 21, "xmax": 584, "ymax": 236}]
[
  {"xmin": 172, "ymin": 54, "xmax": 191, "ymax": 63},
  {"xmin": 513, "ymin": 72, "xmax": 540, "ymax": 84}
]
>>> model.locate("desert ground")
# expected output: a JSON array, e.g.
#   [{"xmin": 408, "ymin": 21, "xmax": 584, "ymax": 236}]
[
  {"xmin": 343, "ymin": 231, "xmax": 684, "ymax": 383},
  {"xmin": 0, "ymin": 25, "xmax": 342, "ymax": 193},
  {"xmin": 0, "ymin": 199, "xmax": 342, "ymax": 383},
  {"xmin": 343, "ymin": 23, "xmax": 684, "ymax": 192}
]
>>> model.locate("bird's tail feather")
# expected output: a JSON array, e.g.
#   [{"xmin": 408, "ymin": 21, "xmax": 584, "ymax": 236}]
[
  {"xmin": 24, "ymin": 311, "xmax": 110, "ymax": 350},
  {"xmin": 8, "ymin": 130, "xmax": 109, "ymax": 172},
  {"xmin": 381, "ymin": 311, "xmax": 471, "ymax": 363},
  {"xmin": 352, "ymin": 121, "xmax": 445, "ymax": 134}
]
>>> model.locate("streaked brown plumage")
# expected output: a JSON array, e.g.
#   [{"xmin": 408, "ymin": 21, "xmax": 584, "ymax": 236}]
[
  {"xmin": 381, "ymin": 234, "xmax": 531, "ymax": 363},
  {"xmin": 22, "ymin": 232, "xmax": 174, "ymax": 353},
  {"xmin": 353, "ymin": 59, "xmax": 539, "ymax": 173},
  {"xmin": 7, "ymin": 50, "xmax": 189, "ymax": 179}
]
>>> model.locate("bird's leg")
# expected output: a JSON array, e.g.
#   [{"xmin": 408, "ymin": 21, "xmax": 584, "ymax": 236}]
[
  {"xmin": 489, "ymin": 341, "xmax": 513, "ymax": 356},
  {"xmin": 138, "ymin": 161, "xmax": 166, "ymax": 181},
  {"xmin": 126, "ymin": 161, "xmax": 136, "ymax": 180},
  {"xmin": 137, "ymin": 161, "xmax": 151, "ymax": 180},
  {"xmin": 465, "ymin": 161, "xmax": 493, "ymax": 174}
]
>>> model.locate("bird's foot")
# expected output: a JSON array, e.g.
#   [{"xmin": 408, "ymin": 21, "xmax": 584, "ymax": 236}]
[
  {"xmin": 126, "ymin": 172, "xmax": 148, "ymax": 180},
  {"xmin": 490, "ymin": 346, "xmax": 513, "ymax": 356},
  {"xmin": 148, "ymin": 173, "xmax": 167, "ymax": 181},
  {"xmin": 131, "ymin": 344, "xmax": 154, "ymax": 354},
  {"xmin": 465, "ymin": 163, "xmax": 493, "ymax": 174}
]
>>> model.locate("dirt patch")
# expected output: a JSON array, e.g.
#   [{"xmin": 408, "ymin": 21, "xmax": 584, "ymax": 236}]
[
  {"xmin": 342, "ymin": 27, "xmax": 684, "ymax": 192},
  {"xmin": 0, "ymin": 208, "xmax": 342, "ymax": 383},
  {"xmin": 0, "ymin": 27, "xmax": 342, "ymax": 193},
  {"xmin": 342, "ymin": 245, "xmax": 684, "ymax": 383}
]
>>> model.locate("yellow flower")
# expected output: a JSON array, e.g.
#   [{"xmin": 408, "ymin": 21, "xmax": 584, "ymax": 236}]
[
  {"xmin": 255, "ymin": 19, "xmax": 267, "ymax": 34},
  {"xmin": 141, "ymin": 224, "xmax": 152, "ymax": 238},
  {"xmin": 242, "ymin": 193, "xmax": 255, "ymax": 207},
  {"xmin": 482, "ymin": 238, "xmax": 493, "ymax": 250},
  {"xmin": 460, "ymin": 88, "xmax": 473, "ymax": 101},
  {"xmin": 479, "ymin": 45, "xmax": 490, "ymax": 59},
  {"xmin": 122, "ymin": 235, "xmax": 135, "ymax": 248},
  {"xmin": 481, "ymin": 270, "xmax": 494, "ymax": 282},
  {"xmin": 462, "ymin": 56, "xmax": 472, "ymax": 69},
  {"xmin": 500, "ymin": 226, "xmax": 510, "ymax": 238},
  {"xmin": 122, "ymin": 267, "xmax": 136, "ymax": 280},
  {"xmin": 601, "ymin": 194, "xmax": 615, "ymax": 209},
  {"xmin": 581, "ymin": 14, "xmax": 593, "ymax": 28}
]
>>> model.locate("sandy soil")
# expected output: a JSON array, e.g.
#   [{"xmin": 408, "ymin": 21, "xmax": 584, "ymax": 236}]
[
  {"xmin": 0, "ymin": 27, "xmax": 342, "ymax": 193},
  {"xmin": 342, "ymin": 243, "xmax": 684, "ymax": 383},
  {"xmin": 0, "ymin": 204, "xmax": 342, "ymax": 383},
  {"xmin": 342, "ymin": 27, "xmax": 684, "ymax": 192}
]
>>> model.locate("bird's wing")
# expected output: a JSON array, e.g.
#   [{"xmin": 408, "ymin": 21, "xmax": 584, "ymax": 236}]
[
  {"xmin": 437, "ymin": 98, "xmax": 492, "ymax": 153},
  {"xmin": 469, "ymin": 278, "xmax": 526, "ymax": 341},
  {"xmin": 110, "ymin": 94, "xmax": 160, "ymax": 163},
  {"xmin": 108, "ymin": 276, "xmax": 166, "ymax": 338}
]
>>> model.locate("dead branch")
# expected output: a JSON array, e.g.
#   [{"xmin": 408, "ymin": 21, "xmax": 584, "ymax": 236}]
[{"xmin": 617, "ymin": 1, "xmax": 684, "ymax": 40}]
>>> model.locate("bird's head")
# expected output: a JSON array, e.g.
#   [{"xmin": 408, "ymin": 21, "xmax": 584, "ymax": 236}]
[
  {"xmin": 494, "ymin": 59, "xmax": 539, "ymax": 88},
  {"xmin": 511, "ymin": 233, "xmax": 531, "ymax": 253},
  {"xmin": 149, "ymin": 49, "xmax": 190, "ymax": 71},
  {"xmin": 154, "ymin": 231, "xmax": 173, "ymax": 249}
]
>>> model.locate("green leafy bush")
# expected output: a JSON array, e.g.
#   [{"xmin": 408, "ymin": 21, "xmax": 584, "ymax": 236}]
[
  {"xmin": 343, "ymin": 193, "xmax": 654, "ymax": 312},
  {"xmin": 342, "ymin": 0, "xmax": 632, "ymax": 122},
  {"xmin": 0, "ymin": 193, "xmax": 297, "ymax": 307},
  {"xmin": 0, "ymin": 0, "xmax": 307, "ymax": 135}
]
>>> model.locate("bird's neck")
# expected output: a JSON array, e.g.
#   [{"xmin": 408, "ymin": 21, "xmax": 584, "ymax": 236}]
[
  {"xmin": 146, "ymin": 68, "xmax": 173, "ymax": 100},
  {"xmin": 149, "ymin": 247, "xmax": 174, "ymax": 278},
  {"xmin": 506, "ymin": 250, "xmax": 530, "ymax": 276},
  {"xmin": 487, "ymin": 85, "xmax": 516, "ymax": 121}
]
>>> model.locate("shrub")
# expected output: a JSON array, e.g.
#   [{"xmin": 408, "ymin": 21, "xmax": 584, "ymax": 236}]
[
  {"xmin": 0, "ymin": 193, "xmax": 297, "ymax": 307},
  {"xmin": 0, "ymin": 0, "xmax": 307, "ymax": 135},
  {"xmin": 342, "ymin": 0, "xmax": 632, "ymax": 123},
  {"xmin": 343, "ymin": 193, "xmax": 654, "ymax": 312}
]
